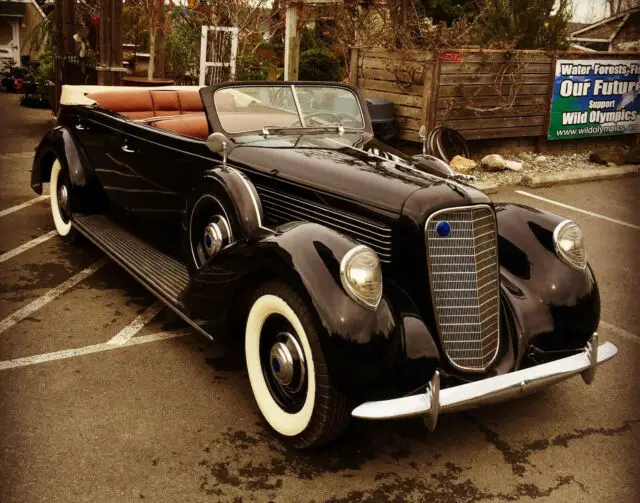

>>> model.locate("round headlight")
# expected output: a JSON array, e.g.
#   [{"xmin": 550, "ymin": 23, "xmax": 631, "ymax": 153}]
[
  {"xmin": 553, "ymin": 220, "xmax": 586, "ymax": 270},
  {"xmin": 340, "ymin": 245, "xmax": 383, "ymax": 310}
]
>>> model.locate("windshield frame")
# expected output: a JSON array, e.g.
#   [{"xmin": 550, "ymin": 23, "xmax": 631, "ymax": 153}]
[{"xmin": 200, "ymin": 81, "xmax": 373, "ymax": 138}]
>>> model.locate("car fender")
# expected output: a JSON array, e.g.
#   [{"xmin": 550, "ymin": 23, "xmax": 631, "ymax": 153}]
[
  {"xmin": 196, "ymin": 166, "xmax": 264, "ymax": 236},
  {"xmin": 184, "ymin": 221, "xmax": 402, "ymax": 396},
  {"xmin": 495, "ymin": 203, "xmax": 600, "ymax": 367},
  {"xmin": 31, "ymin": 127, "xmax": 104, "ymax": 214}
]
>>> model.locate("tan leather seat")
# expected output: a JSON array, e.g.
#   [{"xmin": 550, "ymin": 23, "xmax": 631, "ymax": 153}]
[
  {"xmin": 87, "ymin": 89, "xmax": 204, "ymax": 119},
  {"xmin": 86, "ymin": 90, "xmax": 155, "ymax": 119},
  {"xmin": 150, "ymin": 90, "xmax": 181, "ymax": 116},
  {"xmin": 153, "ymin": 116, "xmax": 209, "ymax": 139}
]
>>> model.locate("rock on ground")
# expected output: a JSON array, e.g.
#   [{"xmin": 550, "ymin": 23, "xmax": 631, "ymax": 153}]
[
  {"xmin": 449, "ymin": 155, "xmax": 476, "ymax": 174},
  {"xmin": 480, "ymin": 154, "xmax": 506, "ymax": 171},
  {"xmin": 589, "ymin": 146, "xmax": 625, "ymax": 166},
  {"xmin": 504, "ymin": 160, "xmax": 523, "ymax": 172}
]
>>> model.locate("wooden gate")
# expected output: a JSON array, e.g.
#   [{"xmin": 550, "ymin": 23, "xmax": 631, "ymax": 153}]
[{"xmin": 199, "ymin": 26, "xmax": 238, "ymax": 86}]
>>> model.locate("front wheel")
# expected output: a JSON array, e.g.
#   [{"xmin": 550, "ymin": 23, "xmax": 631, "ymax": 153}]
[
  {"xmin": 50, "ymin": 159, "xmax": 77, "ymax": 242},
  {"xmin": 245, "ymin": 281, "xmax": 350, "ymax": 448}
]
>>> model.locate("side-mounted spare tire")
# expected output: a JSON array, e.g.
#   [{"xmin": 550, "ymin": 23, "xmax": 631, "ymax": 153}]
[
  {"xmin": 245, "ymin": 280, "xmax": 351, "ymax": 449},
  {"xmin": 184, "ymin": 168, "xmax": 263, "ymax": 272}
]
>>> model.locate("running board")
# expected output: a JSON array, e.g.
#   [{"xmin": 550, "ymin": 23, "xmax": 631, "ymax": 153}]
[{"xmin": 72, "ymin": 214, "xmax": 213, "ymax": 339}]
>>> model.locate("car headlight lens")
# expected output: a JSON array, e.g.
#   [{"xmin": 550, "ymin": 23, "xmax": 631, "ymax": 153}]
[
  {"xmin": 553, "ymin": 220, "xmax": 586, "ymax": 270},
  {"xmin": 340, "ymin": 245, "xmax": 383, "ymax": 309}
]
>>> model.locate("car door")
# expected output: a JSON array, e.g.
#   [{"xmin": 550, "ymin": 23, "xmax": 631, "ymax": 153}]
[{"xmin": 110, "ymin": 122, "xmax": 214, "ymax": 258}]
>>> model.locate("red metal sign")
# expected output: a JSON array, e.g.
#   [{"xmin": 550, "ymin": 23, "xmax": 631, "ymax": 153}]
[{"xmin": 441, "ymin": 52, "xmax": 463, "ymax": 63}]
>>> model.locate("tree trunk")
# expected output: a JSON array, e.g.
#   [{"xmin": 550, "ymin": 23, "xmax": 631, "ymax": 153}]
[
  {"xmin": 148, "ymin": 27, "xmax": 156, "ymax": 79},
  {"xmin": 154, "ymin": 0, "xmax": 165, "ymax": 78}
]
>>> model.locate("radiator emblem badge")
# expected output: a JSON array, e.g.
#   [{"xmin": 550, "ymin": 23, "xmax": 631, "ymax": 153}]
[{"xmin": 436, "ymin": 221, "xmax": 451, "ymax": 237}]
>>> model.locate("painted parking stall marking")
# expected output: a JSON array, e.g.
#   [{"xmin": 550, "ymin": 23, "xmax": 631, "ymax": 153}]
[
  {"xmin": 107, "ymin": 300, "xmax": 164, "ymax": 345},
  {"xmin": 0, "ymin": 195, "xmax": 49, "ymax": 218},
  {"xmin": 0, "ymin": 230, "xmax": 58, "ymax": 264},
  {"xmin": 0, "ymin": 257, "xmax": 108, "ymax": 335},
  {"xmin": 0, "ymin": 329, "xmax": 192, "ymax": 371},
  {"xmin": 515, "ymin": 190, "xmax": 640, "ymax": 230}
]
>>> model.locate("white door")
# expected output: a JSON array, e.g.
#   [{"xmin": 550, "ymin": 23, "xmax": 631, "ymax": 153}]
[
  {"xmin": 0, "ymin": 18, "xmax": 20, "ymax": 63},
  {"xmin": 199, "ymin": 26, "xmax": 238, "ymax": 86}
]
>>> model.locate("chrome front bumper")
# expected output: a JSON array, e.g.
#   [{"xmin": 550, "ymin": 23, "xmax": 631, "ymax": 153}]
[{"xmin": 351, "ymin": 333, "xmax": 618, "ymax": 429}]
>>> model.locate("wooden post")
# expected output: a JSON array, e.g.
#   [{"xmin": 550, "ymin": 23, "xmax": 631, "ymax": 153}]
[
  {"xmin": 98, "ymin": 0, "xmax": 123, "ymax": 85},
  {"xmin": 154, "ymin": 0, "xmax": 166, "ymax": 78},
  {"xmin": 537, "ymin": 55, "xmax": 556, "ymax": 153},
  {"xmin": 420, "ymin": 52, "xmax": 439, "ymax": 136},
  {"xmin": 61, "ymin": 0, "xmax": 74, "ymax": 54},
  {"xmin": 349, "ymin": 48, "xmax": 359, "ymax": 85},
  {"xmin": 284, "ymin": 5, "xmax": 299, "ymax": 81}
]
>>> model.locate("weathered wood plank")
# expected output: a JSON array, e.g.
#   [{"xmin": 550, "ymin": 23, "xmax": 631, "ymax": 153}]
[
  {"xmin": 437, "ymin": 83, "xmax": 548, "ymax": 97},
  {"xmin": 439, "ymin": 53, "xmax": 552, "ymax": 64},
  {"xmin": 360, "ymin": 48, "xmax": 434, "ymax": 62},
  {"xmin": 436, "ymin": 115, "xmax": 546, "ymax": 131},
  {"xmin": 362, "ymin": 89, "xmax": 423, "ymax": 108},
  {"xmin": 361, "ymin": 56, "xmax": 427, "ymax": 73},
  {"xmin": 460, "ymin": 125, "xmax": 545, "ymax": 140},
  {"xmin": 361, "ymin": 78, "xmax": 424, "ymax": 96},
  {"xmin": 436, "ymin": 94, "xmax": 547, "ymax": 109},
  {"xmin": 436, "ymin": 105, "xmax": 548, "ymax": 120},
  {"xmin": 439, "ymin": 73, "xmax": 550, "ymax": 85},
  {"xmin": 440, "ymin": 62, "xmax": 551, "ymax": 75},
  {"xmin": 357, "ymin": 67, "xmax": 425, "ymax": 85},
  {"xmin": 397, "ymin": 116, "xmax": 422, "ymax": 130},
  {"xmin": 394, "ymin": 104, "xmax": 423, "ymax": 119}
]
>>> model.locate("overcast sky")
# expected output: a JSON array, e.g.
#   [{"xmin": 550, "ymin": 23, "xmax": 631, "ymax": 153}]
[{"xmin": 570, "ymin": 0, "xmax": 610, "ymax": 22}]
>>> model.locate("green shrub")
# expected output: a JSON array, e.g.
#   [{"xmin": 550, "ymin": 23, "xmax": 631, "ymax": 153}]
[
  {"xmin": 298, "ymin": 48, "xmax": 343, "ymax": 82},
  {"xmin": 235, "ymin": 53, "xmax": 277, "ymax": 81}
]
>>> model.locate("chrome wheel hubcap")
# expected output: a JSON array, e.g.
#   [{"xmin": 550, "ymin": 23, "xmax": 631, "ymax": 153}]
[
  {"xmin": 269, "ymin": 332, "xmax": 305, "ymax": 393},
  {"xmin": 201, "ymin": 215, "xmax": 231, "ymax": 260},
  {"xmin": 57, "ymin": 184, "xmax": 68, "ymax": 213}
]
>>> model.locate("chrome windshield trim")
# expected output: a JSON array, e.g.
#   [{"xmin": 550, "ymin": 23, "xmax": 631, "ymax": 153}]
[
  {"xmin": 290, "ymin": 84, "xmax": 306, "ymax": 128},
  {"xmin": 352, "ymin": 333, "xmax": 618, "ymax": 422}
]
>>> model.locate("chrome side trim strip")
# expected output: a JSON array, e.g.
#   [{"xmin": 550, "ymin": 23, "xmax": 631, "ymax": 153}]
[{"xmin": 352, "ymin": 333, "xmax": 617, "ymax": 421}]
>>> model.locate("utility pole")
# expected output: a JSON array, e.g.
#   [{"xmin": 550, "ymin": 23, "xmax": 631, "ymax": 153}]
[{"xmin": 97, "ymin": 0, "xmax": 124, "ymax": 85}]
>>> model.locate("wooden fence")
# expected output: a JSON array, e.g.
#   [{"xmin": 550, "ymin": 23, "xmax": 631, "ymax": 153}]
[{"xmin": 350, "ymin": 48, "xmax": 638, "ymax": 143}]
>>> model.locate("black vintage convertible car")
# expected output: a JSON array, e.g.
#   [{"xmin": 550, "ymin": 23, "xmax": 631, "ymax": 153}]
[{"xmin": 32, "ymin": 82, "xmax": 617, "ymax": 448}]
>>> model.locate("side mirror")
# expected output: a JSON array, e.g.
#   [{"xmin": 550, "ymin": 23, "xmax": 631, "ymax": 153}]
[
  {"xmin": 418, "ymin": 125, "xmax": 427, "ymax": 156},
  {"xmin": 207, "ymin": 132, "xmax": 230, "ymax": 169}
]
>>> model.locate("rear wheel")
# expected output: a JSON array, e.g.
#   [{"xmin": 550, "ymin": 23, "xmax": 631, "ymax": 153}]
[
  {"xmin": 245, "ymin": 280, "xmax": 350, "ymax": 448},
  {"xmin": 50, "ymin": 159, "xmax": 77, "ymax": 242}
]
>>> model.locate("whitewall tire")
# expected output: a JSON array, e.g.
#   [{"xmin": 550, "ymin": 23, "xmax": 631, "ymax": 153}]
[
  {"xmin": 244, "ymin": 281, "xmax": 350, "ymax": 448},
  {"xmin": 50, "ymin": 159, "xmax": 75, "ymax": 240}
]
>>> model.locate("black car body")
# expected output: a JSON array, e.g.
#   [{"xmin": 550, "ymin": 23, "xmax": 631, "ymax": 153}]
[{"xmin": 31, "ymin": 82, "xmax": 617, "ymax": 448}]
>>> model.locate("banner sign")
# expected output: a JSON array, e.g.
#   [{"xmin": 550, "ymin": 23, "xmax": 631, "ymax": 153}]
[{"xmin": 548, "ymin": 59, "xmax": 640, "ymax": 140}]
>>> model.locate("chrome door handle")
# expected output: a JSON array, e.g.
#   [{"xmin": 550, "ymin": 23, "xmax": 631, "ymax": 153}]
[
  {"xmin": 75, "ymin": 122, "xmax": 87, "ymax": 130},
  {"xmin": 121, "ymin": 141, "xmax": 135, "ymax": 153}
]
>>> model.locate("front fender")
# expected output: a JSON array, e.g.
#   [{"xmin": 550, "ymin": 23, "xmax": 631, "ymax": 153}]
[
  {"xmin": 496, "ymin": 203, "xmax": 600, "ymax": 367},
  {"xmin": 184, "ymin": 221, "xmax": 400, "ymax": 396}
]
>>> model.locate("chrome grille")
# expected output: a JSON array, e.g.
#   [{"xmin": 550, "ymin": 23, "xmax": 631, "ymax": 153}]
[
  {"xmin": 425, "ymin": 205, "xmax": 500, "ymax": 371},
  {"xmin": 257, "ymin": 186, "xmax": 393, "ymax": 262}
]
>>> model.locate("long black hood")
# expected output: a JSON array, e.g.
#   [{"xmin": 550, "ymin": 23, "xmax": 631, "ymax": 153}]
[{"xmin": 227, "ymin": 132, "xmax": 489, "ymax": 217}]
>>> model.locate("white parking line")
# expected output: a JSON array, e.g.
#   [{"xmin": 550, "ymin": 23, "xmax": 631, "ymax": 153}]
[
  {"xmin": 108, "ymin": 300, "xmax": 164, "ymax": 345},
  {"xmin": 515, "ymin": 190, "xmax": 640, "ymax": 230},
  {"xmin": 0, "ymin": 258, "xmax": 108, "ymax": 335},
  {"xmin": 600, "ymin": 320, "xmax": 640, "ymax": 345},
  {"xmin": 0, "ymin": 230, "xmax": 58, "ymax": 265},
  {"xmin": 0, "ymin": 328, "xmax": 192, "ymax": 371},
  {"xmin": 0, "ymin": 195, "xmax": 48, "ymax": 218}
]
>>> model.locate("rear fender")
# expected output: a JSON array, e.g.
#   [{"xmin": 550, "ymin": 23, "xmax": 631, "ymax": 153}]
[
  {"xmin": 31, "ymin": 127, "xmax": 103, "ymax": 213},
  {"xmin": 184, "ymin": 221, "xmax": 400, "ymax": 396}
]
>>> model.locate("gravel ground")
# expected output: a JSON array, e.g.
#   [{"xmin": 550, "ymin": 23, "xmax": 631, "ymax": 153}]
[{"xmin": 471, "ymin": 151, "xmax": 638, "ymax": 186}]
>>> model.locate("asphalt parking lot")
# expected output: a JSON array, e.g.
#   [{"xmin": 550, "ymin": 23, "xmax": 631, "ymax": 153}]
[{"xmin": 0, "ymin": 92, "xmax": 638, "ymax": 502}]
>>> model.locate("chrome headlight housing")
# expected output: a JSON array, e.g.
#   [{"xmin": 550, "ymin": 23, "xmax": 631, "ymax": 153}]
[
  {"xmin": 340, "ymin": 245, "xmax": 383, "ymax": 310},
  {"xmin": 553, "ymin": 220, "xmax": 586, "ymax": 270}
]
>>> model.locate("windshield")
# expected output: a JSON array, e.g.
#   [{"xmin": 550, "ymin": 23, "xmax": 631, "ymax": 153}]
[{"xmin": 213, "ymin": 85, "xmax": 365, "ymax": 134}]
